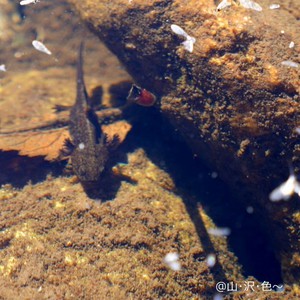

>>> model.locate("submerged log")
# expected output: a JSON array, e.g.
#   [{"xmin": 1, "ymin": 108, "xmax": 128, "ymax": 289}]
[{"xmin": 68, "ymin": 0, "xmax": 300, "ymax": 282}]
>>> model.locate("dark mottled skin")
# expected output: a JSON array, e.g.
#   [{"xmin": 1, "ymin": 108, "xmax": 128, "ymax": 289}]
[{"xmin": 69, "ymin": 43, "xmax": 109, "ymax": 183}]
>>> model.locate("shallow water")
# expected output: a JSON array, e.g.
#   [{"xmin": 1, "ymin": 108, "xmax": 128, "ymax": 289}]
[{"xmin": 0, "ymin": 0, "xmax": 299, "ymax": 299}]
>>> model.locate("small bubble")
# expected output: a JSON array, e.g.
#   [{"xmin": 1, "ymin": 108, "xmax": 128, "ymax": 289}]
[{"xmin": 246, "ymin": 206, "xmax": 254, "ymax": 214}]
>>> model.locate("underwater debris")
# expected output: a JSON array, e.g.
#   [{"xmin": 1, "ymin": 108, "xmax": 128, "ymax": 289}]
[
  {"xmin": 269, "ymin": 4, "xmax": 280, "ymax": 9},
  {"xmin": 206, "ymin": 253, "xmax": 216, "ymax": 268},
  {"xmin": 0, "ymin": 128, "xmax": 69, "ymax": 161},
  {"xmin": 163, "ymin": 252, "xmax": 181, "ymax": 271},
  {"xmin": 170, "ymin": 24, "xmax": 196, "ymax": 53},
  {"xmin": 0, "ymin": 64, "xmax": 6, "ymax": 72},
  {"xmin": 32, "ymin": 40, "xmax": 52, "ymax": 55},
  {"xmin": 281, "ymin": 60, "xmax": 299, "ymax": 68},
  {"xmin": 208, "ymin": 227, "xmax": 231, "ymax": 236},
  {"xmin": 269, "ymin": 172, "xmax": 300, "ymax": 202},
  {"xmin": 126, "ymin": 84, "xmax": 156, "ymax": 107},
  {"xmin": 0, "ymin": 121, "xmax": 130, "ymax": 162},
  {"xmin": 216, "ymin": 0, "xmax": 231, "ymax": 11},
  {"xmin": 289, "ymin": 41, "xmax": 295, "ymax": 48},
  {"xmin": 238, "ymin": 0, "xmax": 262, "ymax": 11},
  {"xmin": 20, "ymin": 0, "xmax": 39, "ymax": 5}
]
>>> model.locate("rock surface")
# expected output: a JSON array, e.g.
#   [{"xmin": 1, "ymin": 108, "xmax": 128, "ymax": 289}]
[
  {"xmin": 0, "ymin": 148, "xmax": 245, "ymax": 300},
  {"xmin": 0, "ymin": 0, "xmax": 300, "ymax": 298},
  {"xmin": 0, "ymin": 1, "xmax": 248, "ymax": 299},
  {"xmin": 67, "ymin": 0, "xmax": 300, "ymax": 282}
]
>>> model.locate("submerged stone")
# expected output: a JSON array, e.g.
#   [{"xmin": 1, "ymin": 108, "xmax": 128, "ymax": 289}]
[{"xmin": 67, "ymin": 0, "xmax": 300, "ymax": 283}]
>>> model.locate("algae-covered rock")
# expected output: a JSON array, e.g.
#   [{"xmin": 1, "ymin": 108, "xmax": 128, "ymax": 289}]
[
  {"xmin": 0, "ymin": 149, "xmax": 244, "ymax": 300},
  {"xmin": 67, "ymin": 0, "xmax": 300, "ymax": 282},
  {"xmin": 1, "ymin": 0, "xmax": 300, "ymax": 297}
]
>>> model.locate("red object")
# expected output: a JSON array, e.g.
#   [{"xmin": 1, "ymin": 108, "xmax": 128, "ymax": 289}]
[
  {"xmin": 136, "ymin": 89, "xmax": 156, "ymax": 107},
  {"xmin": 127, "ymin": 84, "xmax": 156, "ymax": 107}
]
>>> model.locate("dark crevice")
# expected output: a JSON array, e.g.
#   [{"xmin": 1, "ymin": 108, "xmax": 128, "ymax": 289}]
[
  {"xmin": 16, "ymin": 2, "xmax": 26, "ymax": 21},
  {"xmin": 122, "ymin": 105, "xmax": 283, "ymax": 285}
]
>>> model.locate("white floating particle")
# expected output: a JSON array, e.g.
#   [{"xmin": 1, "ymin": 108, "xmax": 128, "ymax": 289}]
[
  {"xmin": 280, "ymin": 30, "xmax": 285, "ymax": 34},
  {"xmin": 171, "ymin": 24, "xmax": 196, "ymax": 53},
  {"xmin": 281, "ymin": 60, "xmax": 299, "ymax": 68},
  {"xmin": 0, "ymin": 64, "xmax": 6, "ymax": 72},
  {"xmin": 239, "ymin": 0, "xmax": 262, "ymax": 11},
  {"xmin": 78, "ymin": 143, "xmax": 85, "ymax": 150},
  {"xmin": 20, "ymin": 0, "xmax": 39, "ymax": 5},
  {"xmin": 213, "ymin": 294, "xmax": 223, "ymax": 300},
  {"xmin": 269, "ymin": 173, "xmax": 298, "ymax": 201},
  {"xmin": 182, "ymin": 37, "xmax": 196, "ymax": 53},
  {"xmin": 206, "ymin": 254, "xmax": 216, "ymax": 268},
  {"xmin": 269, "ymin": 4, "xmax": 280, "ymax": 9},
  {"xmin": 171, "ymin": 24, "xmax": 188, "ymax": 38},
  {"xmin": 246, "ymin": 206, "xmax": 254, "ymax": 214},
  {"xmin": 208, "ymin": 227, "xmax": 231, "ymax": 236},
  {"xmin": 289, "ymin": 41, "xmax": 295, "ymax": 49},
  {"xmin": 295, "ymin": 128, "xmax": 300, "ymax": 135},
  {"xmin": 211, "ymin": 171, "xmax": 218, "ymax": 179},
  {"xmin": 32, "ymin": 40, "xmax": 52, "ymax": 55},
  {"xmin": 216, "ymin": 0, "xmax": 231, "ymax": 11},
  {"xmin": 163, "ymin": 252, "xmax": 181, "ymax": 271},
  {"xmin": 164, "ymin": 252, "xmax": 179, "ymax": 263}
]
